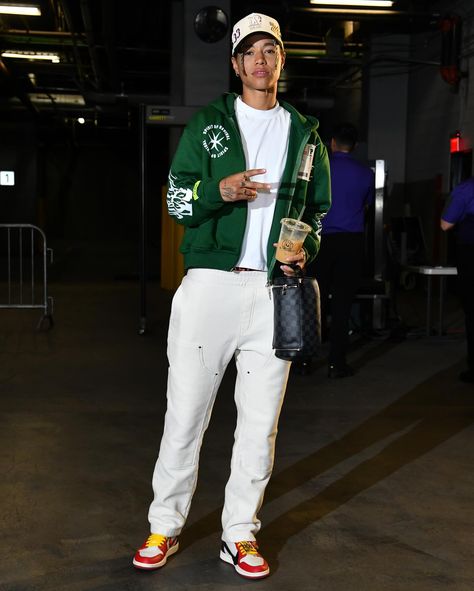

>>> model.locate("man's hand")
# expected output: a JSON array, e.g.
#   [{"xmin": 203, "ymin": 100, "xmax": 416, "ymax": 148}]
[
  {"xmin": 440, "ymin": 218, "xmax": 455, "ymax": 231},
  {"xmin": 273, "ymin": 243, "xmax": 307, "ymax": 277},
  {"xmin": 219, "ymin": 169, "xmax": 271, "ymax": 202}
]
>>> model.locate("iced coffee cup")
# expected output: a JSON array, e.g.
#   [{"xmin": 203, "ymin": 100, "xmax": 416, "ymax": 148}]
[{"xmin": 275, "ymin": 218, "xmax": 311, "ymax": 263}]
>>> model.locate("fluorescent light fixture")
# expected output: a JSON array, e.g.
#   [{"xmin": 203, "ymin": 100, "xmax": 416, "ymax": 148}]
[
  {"xmin": 29, "ymin": 93, "xmax": 86, "ymax": 106},
  {"xmin": 0, "ymin": 3, "xmax": 41, "ymax": 15},
  {"xmin": 310, "ymin": 0, "xmax": 393, "ymax": 6},
  {"xmin": 309, "ymin": 7, "xmax": 397, "ymax": 14},
  {"xmin": 1, "ymin": 50, "xmax": 60, "ymax": 63}
]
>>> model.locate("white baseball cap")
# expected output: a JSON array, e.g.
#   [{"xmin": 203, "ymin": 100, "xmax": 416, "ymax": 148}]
[{"xmin": 231, "ymin": 13, "xmax": 284, "ymax": 55}]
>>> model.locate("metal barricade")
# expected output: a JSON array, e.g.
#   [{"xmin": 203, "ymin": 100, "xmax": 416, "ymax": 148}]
[{"xmin": 0, "ymin": 224, "xmax": 54, "ymax": 329}]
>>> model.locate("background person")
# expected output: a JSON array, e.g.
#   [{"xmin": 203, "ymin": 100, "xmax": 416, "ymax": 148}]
[
  {"xmin": 441, "ymin": 176, "xmax": 474, "ymax": 383},
  {"xmin": 132, "ymin": 13, "xmax": 331, "ymax": 579},
  {"xmin": 309, "ymin": 122, "xmax": 374, "ymax": 378}
]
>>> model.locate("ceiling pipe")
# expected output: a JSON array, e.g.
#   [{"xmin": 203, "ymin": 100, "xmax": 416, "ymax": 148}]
[
  {"xmin": 0, "ymin": 28, "xmax": 87, "ymax": 42},
  {"xmin": 285, "ymin": 41, "xmax": 364, "ymax": 48},
  {"xmin": 101, "ymin": 0, "xmax": 119, "ymax": 92},
  {"xmin": 286, "ymin": 48, "xmax": 363, "ymax": 59},
  {"xmin": 82, "ymin": 91, "xmax": 169, "ymax": 106},
  {"xmin": 294, "ymin": 7, "xmax": 441, "ymax": 19},
  {"xmin": 80, "ymin": 0, "xmax": 104, "ymax": 91},
  {"xmin": 0, "ymin": 31, "xmax": 169, "ymax": 54},
  {"xmin": 0, "ymin": 56, "xmax": 9, "ymax": 76},
  {"xmin": 58, "ymin": 0, "xmax": 88, "ymax": 89},
  {"xmin": 0, "ymin": 56, "xmax": 39, "ymax": 115},
  {"xmin": 326, "ymin": 53, "xmax": 441, "ymax": 89}
]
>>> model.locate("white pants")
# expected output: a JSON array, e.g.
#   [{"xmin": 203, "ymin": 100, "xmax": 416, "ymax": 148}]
[{"xmin": 148, "ymin": 269, "xmax": 290, "ymax": 542}]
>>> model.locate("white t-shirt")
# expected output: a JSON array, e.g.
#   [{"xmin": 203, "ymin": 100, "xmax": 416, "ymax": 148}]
[{"xmin": 234, "ymin": 96, "xmax": 291, "ymax": 270}]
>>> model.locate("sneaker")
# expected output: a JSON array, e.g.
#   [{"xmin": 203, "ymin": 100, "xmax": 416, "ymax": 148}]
[
  {"xmin": 133, "ymin": 534, "xmax": 179, "ymax": 570},
  {"xmin": 220, "ymin": 539, "xmax": 270, "ymax": 579}
]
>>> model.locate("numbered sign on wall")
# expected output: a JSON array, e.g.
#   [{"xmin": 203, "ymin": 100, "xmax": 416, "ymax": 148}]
[{"xmin": 0, "ymin": 171, "xmax": 15, "ymax": 186}]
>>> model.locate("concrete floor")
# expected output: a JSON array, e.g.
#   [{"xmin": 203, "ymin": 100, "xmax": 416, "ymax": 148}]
[{"xmin": 0, "ymin": 277, "xmax": 473, "ymax": 591}]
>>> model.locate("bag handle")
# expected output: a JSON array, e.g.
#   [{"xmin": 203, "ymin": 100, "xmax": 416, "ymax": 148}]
[{"xmin": 286, "ymin": 263, "xmax": 305, "ymax": 277}]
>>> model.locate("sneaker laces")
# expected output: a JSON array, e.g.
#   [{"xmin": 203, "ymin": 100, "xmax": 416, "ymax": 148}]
[
  {"xmin": 145, "ymin": 534, "xmax": 167, "ymax": 548},
  {"xmin": 236, "ymin": 541, "xmax": 258, "ymax": 556}
]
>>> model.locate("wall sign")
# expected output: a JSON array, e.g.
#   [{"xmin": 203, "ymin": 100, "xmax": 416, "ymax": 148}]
[{"xmin": 0, "ymin": 171, "xmax": 15, "ymax": 186}]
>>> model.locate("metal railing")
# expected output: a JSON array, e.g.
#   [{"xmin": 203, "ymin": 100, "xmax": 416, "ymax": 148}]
[{"xmin": 0, "ymin": 224, "xmax": 54, "ymax": 329}]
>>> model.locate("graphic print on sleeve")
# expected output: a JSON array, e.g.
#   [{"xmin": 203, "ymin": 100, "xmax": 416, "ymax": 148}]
[{"xmin": 167, "ymin": 173, "xmax": 193, "ymax": 219}]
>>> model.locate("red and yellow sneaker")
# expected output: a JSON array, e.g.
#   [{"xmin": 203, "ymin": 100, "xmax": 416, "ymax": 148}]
[
  {"xmin": 133, "ymin": 534, "xmax": 179, "ymax": 570},
  {"xmin": 220, "ymin": 539, "xmax": 270, "ymax": 579}
]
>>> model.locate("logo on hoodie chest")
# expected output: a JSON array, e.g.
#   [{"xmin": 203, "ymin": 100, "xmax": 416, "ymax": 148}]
[{"xmin": 202, "ymin": 124, "xmax": 230, "ymax": 159}]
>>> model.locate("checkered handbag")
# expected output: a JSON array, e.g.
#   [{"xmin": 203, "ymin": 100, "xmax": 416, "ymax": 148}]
[{"xmin": 271, "ymin": 275, "xmax": 321, "ymax": 361}]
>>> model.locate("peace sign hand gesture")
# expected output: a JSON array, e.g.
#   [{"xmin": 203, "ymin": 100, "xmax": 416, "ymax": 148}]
[{"xmin": 219, "ymin": 168, "xmax": 271, "ymax": 202}]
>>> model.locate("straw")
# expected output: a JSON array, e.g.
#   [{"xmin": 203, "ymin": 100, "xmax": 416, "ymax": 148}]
[{"xmin": 297, "ymin": 206, "xmax": 305, "ymax": 221}]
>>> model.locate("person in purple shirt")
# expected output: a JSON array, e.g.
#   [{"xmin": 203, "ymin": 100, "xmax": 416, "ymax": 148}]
[
  {"xmin": 441, "ymin": 177, "xmax": 474, "ymax": 383},
  {"xmin": 310, "ymin": 123, "xmax": 374, "ymax": 378}
]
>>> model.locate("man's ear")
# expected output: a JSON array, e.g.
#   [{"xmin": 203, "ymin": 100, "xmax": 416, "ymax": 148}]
[
  {"xmin": 281, "ymin": 50, "xmax": 286, "ymax": 70},
  {"xmin": 231, "ymin": 56, "xmax": 239, "ymax": 77}
]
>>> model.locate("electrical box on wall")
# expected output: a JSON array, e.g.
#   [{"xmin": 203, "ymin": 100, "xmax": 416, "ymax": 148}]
[
  {"xmin": 449, "ymin": 131, "xmax": 472, "ymax": 191},
  {"xmin": 440, "ymin": 14, "xmax": 463, "ymax": 86}
]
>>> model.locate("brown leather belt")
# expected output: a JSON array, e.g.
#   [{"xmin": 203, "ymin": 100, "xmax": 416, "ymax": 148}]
[{"xmin": 232, "ymin": 267, "xmax": 262, "ymax": 272}]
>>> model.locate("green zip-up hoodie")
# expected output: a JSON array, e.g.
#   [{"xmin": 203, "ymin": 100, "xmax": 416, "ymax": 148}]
[{"xmin": 166, "ymin": 93, "xmax": 331, "ymax": 279}]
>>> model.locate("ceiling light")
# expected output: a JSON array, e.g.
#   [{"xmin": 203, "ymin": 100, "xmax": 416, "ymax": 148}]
[
  {"xmin": 28, "ymin": 93, "xmax": 86, "ymax": 106},
  {"xmin": 1, "ymin": 50, "xmax": 60, "ymax": 63},
  {"xmin": 0, "ymin": 3, "xmax": 41, "ymax": 15},
  {"xmin": 310, "ymin": 0, "xmax": 393, "ymax": 6},
  {"xmin": 308, "ymin": 8, "xmax": 397, "ymax": 14}
]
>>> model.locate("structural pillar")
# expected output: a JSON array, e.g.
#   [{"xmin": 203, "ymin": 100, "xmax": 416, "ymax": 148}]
[
  {"xmin": 367, "ymin": 35, "xmax": 410, "ymax": 198},
  {"xmin": 161, "ymin": 0, "xmax": 231, "ymax": 290}
]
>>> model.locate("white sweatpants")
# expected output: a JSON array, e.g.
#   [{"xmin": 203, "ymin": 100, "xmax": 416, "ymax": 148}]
[{"xmin": 148, "ymin": 269, "xmax": 290, "ymax": 541}]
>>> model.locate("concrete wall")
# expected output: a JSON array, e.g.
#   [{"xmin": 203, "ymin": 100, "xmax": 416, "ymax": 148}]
[
  {"xmin": 404, "ymin": 0, "xmax": 474, "ymax": 260},
  {"xmin": 368, "ymin": 35, "xmax": 410, "ymax": 195},
  {"xmin": 183, "ymin": 0, "xmax": 231, "ymax": 106},
  {"xmin": 0, "ymin": 122, "xmax": 37, "ymax": 225},
  {"xmin": 406, "ymin": 11, "xmax": 472, "ymax": 191}
]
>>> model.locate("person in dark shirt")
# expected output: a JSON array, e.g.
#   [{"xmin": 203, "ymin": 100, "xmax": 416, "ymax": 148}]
[
  {"xmin": 441, "ymin": 177, "xmax": 474, "ymax": 383},
  {"xmin": 312, "ymin": 123, "xmax": 374, "ymax": 378}
]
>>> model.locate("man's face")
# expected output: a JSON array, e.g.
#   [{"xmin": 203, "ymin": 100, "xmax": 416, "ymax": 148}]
[{"xmin": 231, "ymin": 34, "xmax": 285, "ymax": 93}]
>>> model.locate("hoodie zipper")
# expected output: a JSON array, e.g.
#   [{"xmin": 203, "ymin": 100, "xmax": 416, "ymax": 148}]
[
  {"xmin": 223, "ymin": 97, "xmax": 313, "ymax": 280},
  {"xmin": 227, "ymin": 111, "xmax": 253, "ymax": 270}
]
